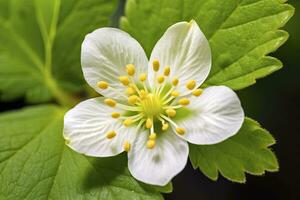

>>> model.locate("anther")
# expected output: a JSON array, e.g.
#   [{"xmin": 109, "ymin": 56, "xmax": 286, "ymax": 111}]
[
  {"xmin": 106, "ymin": 131, "xmax": 116, "ymax": 139},
  {"xmin": 146, "ymin": 118, "xmax": 153, "ymax": 129},
  {"xmin": 149, "ymin": 133, "xmax": 157, "ymax": 140},
  {"xmin": 139, "ymin": 73, "xmax": 147, "ymax": 82},
  {"xmin": 104, "ymin": 99, "xmax": 116, "ymax": 107},
  {"xmin": 164, "ymin": 66, "xmax": 170, "ymax": 76},
  {"xmin": 123, "ymin": 141, "xmax": 131, "ymax": 152},
  {"xmin": 172, "ymin": 77, "xmax": 179, "ymax": 86},
  {"xmin": 146, "ymin": 140, "xmax": 156, "ymax": 149},
  {"xmin": 179, "ymin": 98, "xmax": 190, "ymax": 106},
  {"xmin": 157, "ymin": 75, "xmax": 165, "ymax": 84},
  {"xmin": 111, "ymin": 112, "xmax": 120, "ymax": 118},
  {"xmin": 166, "ymin": 108, "xmax": 176, "ymax": 117},
  {"xmin": 126, "ymin": 64, "xmax": 135, "ymax": 76},
  {"xmin": 152, "ymin": 59, "xmax": 160, "ymax": 71},
  {"xmin": 186, "ymin": 80, "xmax": 196, "ymax": 90},
  {"xmin": 192, "ymin": 88, "xmax": 203, "ymax": 96},
  {"xmin": 128, "ymin": 95, "xmax": 138, "ymax": 105},
  {"xmin": 123, "ymin": 118, "xmax": 133, "ymax": 127},
  {"xmin": 176, "ymin": 127, "xmax": 185, "ymax": 135},
  {"xmin": 126, "ymin": 87, "xmax": 135, "ymax": 95},
  {"xmin": 171, "ymin": 91, "xmax": 180, "ymax": 97},
  {"xmin": 119, "ymin": 76, "xmax": 130, "ymax": 86},
  {"xmin": 162, "ymin": 123, "xmax": 169, "ymax": 131},
  {"xmin": 140, "ymin": 90, "xmax": 148, "ymax": 100},
  {"xmin": 97, "ymin": 81, "xmax": 109, "ymax": 89}
]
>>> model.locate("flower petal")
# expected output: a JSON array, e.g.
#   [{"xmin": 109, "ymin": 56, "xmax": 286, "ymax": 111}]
[
  {"xmin": 81, "ymin": 28, "xmax": 148, "ymax": 100},
  {"xmin": 148, "ymin": 20, "xmax": 211, "ymax": 95},
  {"xmin": 64, "ymin": 97, "xmax": 137, "ymax": 157},
  {"xmin": 128, "ymin": 130, "xmax": 189, "ymax": 186},
  {"xmin": 175, "ymin": 86, "xmax": 244, "ymax": 144}
]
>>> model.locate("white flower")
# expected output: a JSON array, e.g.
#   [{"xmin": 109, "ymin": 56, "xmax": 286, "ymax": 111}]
[{"xmin": 63, "ymin": 20, "xmax": 244, "ymax": 186}]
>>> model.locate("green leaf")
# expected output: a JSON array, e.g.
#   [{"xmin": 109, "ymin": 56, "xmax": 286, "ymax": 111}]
[
  {"xmin": 0, "ymin": 105, "xmax": 165, "ymax": 200},
  {"xmin": 0, "ymin": 0, "xmax": 118, "ymax": 103},
  {"xmin": 189, "ymin": 117, "xmax": 279, "ymax": 183},
  {"xmin": 121, "ymin": 0, "xmax": 294, "ymax": 90}
]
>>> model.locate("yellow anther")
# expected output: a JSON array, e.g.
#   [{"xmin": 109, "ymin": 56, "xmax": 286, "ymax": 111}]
[
  {"xmin": 126, "ymin": 87, "xmax": 135, "ymax": 95},
  {"xmin": 149, "ymin": 133, "xmax": 157, "ymax": 140},
  {"xmin": 126, "ymin": 64, "xmax": 135, "ymax": 76},
  {"xmin": 157, "ymin": 75, "xmax": 165, "ymax": 84},
  {"xmin": 123, "ymin": 141, "xmax": 131, "ymax": 152},
  {"xmin": 176, "ymin": 127, "xmax": 185, "ymax": 135},
  {"xmin": 146, "ymin": 118, "xmax": 153, "ymax": 129},
  {"xmin": 97, "ymin": 81, "xmax": 109, "ymax": 89},
  {"xmin": 139, "ymin": 73, "xmax": 147, "ymax": 82},
  {"xmin": 164, "ymin": 66, "xmax": 170, "ymax": 76},
  {"xmin": 192, "ymin": 88, "xmax": 203, "ymax": 96},
  {"xmin": 186, "ymin": 80, "xmax": 196, "ymax": 90},
  {"xmin": 146, "ymin": 139, "xmax": 156, "ymax": 149},
  {"xmin": 179, "ymin": 98, "xmax": 190, "ymax": 106},
  {"xmin": 152, "ymin": 59, "xmax": 160, "ymax": 71},
  {"xmin": 140, "ymin": 90, "xmax": 148, "ymax": 99},
  {"xmin": 172, "ymin": 77, "xmax": 179, "ymax": 86},
  {"xmin": 128, "ymin": 95, "xmax": 138, "ymax": 105},
  {"xmin": 106, "ymin": 131, "xmax": 116, "ymax": 139},
  {"xmin": 104, "ymin": 99, "xmax": 116, "ymax": 107},
  {"xmin": 171, "ymin": 91, "xmax": 180, "ymax": 97},
  {"xmin": 123, "ymin": 118, "xmax": 133, "ymax": 127},
  {"xmin": 111, "ymin": 112, "xmax": 120, "ymax": 118},
  {"xmin": 166, "ymin": 108, "xmax": 176, "ymax": 117},
  {"xmin": 119, "ymin": 76, "xmax": 130, "ymax": 86},
  {"xmin": 162, "ymin": 123, "xmax": 169, "ymax": 131}
]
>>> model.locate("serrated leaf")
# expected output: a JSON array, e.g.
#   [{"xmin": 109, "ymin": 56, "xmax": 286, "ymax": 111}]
[
  {"xmin": 121, "ymin": 0, "xmax": 294, "ymax": 90},
  {"xmin": 0, "ymin": 0, "xmax": 118, "ymax": 103},
  {"xmin": 0, "ymin": 105, "xmax": 165, "ymax": 200},
  {"xmin": 189, "ymin": 117, "xmax": 279, "ymax": 183}
]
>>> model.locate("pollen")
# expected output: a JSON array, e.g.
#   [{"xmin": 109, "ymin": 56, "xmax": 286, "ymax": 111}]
[
  {"xmin": 126, "ymin": 64, "xmax": 135, "ymax": 76},
  {"xmin": 126, "ymin": 87, "xmax": 135, "ymax": 95},
  {"xmin": 164, "ymin": 66, "xmax": 170, "ymax": 76},
  {"xmin": 146, "ymin": 139, "xmax": 155, "ymax": 149},
  {"xmin": 186, "ymin": 80, "xmax": 196, "ymax": 90},
  {"xmin": 166, "ymin": 108, "xmax": 176, "ymax": 117},
  {"xmin": 146, "ymin": 118, "xmax": 153, "ymax": 129},
  {"xmin": 104, "ymin": 99, "xmax": 116, "ymax": 107},
  {"xmin": 149, "ymin": 133, "xmax": 157, "ymax": 140},
  {"xmin": 128, "ymin": 95, "xmax": 138, "ymax": 105},
  {"xmin": 139, "ymin": 73, "xmax": 147, "ymax": 82},
  {"xmin": 171, "ymin": 91, "xmax": 179, "ymax": 97},
  {"xmin": 152, "ymin": 59, "xmax": 160, "ymax": 71},
  {"xmin": 123, "ymin": 118, "xmax": 133, "ymax": 127},
  {"xmin": 97, "ymin": 81, "xmax": 108, "ymax": 89},
  {"xmin": 123, "ymin": 141, "xmax": 131, "ymax": 152},
  {"xmin": 111, "ymin": 112, "xmax": 120, "ymax": 118},
  {"xmin": 172, "ymin": 77, "xmax": 179, "ymax": 86},
  {"xmin": 162, "ymin": 123, "xmax": 169, "ymax": 131},
  {"xmin": 157, "ymin": 75, "xmax": 165, "ymax": 84},
  {"xmin": 179, "ymin": 98, "xmax": 190, "ymax": 106},
  {"xmin": 119, "ymin": 76, "xmax": 130, "ymax": 86},
  {"xmin": 106, "ymin": 130, "xmax": 116, "ymax": 139},
  {"xmin": 176, "ymin": 127, "xmax": 185, "ymax": 135},
  {"xmin": 192, "ymin": 88, "xmax": 203, "ymax": 96}
]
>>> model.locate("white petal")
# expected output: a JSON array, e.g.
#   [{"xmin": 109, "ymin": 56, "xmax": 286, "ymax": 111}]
[
  {"xmin": 148, "ymin": 20, "xmax": 211, "ymax": 95},
  {"xmin": 63, "ymin": 97, "xmax": 138, "ymax": 157},
  {"xmin": 175, "ymin": 86, "xmax": 244, "ymax": 145},
  {"xmin": 81, "ymin": 28, "xmax": 148, "ymax": 100},
  {"xmin": 128, "ymin": 130, "xmax": 189, "ymax": 186}
]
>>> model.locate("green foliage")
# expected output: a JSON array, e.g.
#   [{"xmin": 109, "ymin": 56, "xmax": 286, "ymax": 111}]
[
  {"xmin": 0, "ymin": 0, "xmax": 118, "ymax": 103},
  {"xmin": 121, "ymin": 0, "xmax": 294, "ymax": 90},
  {"xmin": 0, "ymin": 105, "xmax": 166, "ymax": 200},
  {"xmin": 189, "ymin": 118, "xmax": 278, "ymax": 183}
]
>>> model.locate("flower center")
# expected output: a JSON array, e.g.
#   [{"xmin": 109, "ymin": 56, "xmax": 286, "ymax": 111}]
[{"xmin": 96, "ymin": 60, "xmax": 204, "ymax": 151}]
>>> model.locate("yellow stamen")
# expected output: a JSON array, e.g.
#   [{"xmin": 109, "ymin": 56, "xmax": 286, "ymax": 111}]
[
  {"xmin": 146, "ymin": 118, "xmax": 153, "ymax": 129},
  {"xmin": 157, "ymin": 75, "xmax": 165, "ymax": 84},
  {"xmin": 186, "ymin": 80, "xmax": 196, "ymax": 90},
  {"xmin": 126, "ymin": 87, "xmax": 135, "ymax": 95},
  {"xmin": 104, "ymin": 99, "xmax": 116, "ymax": 107},
  {"xmin": 119, "ymin": 76, "xmax": 130, "ymax": 86},
  {"xmin": 166, "ymin": 108, "xmax": 176, "ymax": 117},
  {"xmin": 123, "ymin": 118, "xmax": 133, "ymax": 127},
  {"xmin": 97, "ymin": 81, "xmax": 108, "ymax": 89},
  {"xmin": 126, "ymin": 64, "xmax": 135, "ymax": 76},
  {"xmin": 146, "ymin": 140, "xmax": 155, "ymax": 149},
  {"xmin": 106, "ymin": 131, "xmax": 116, "ymax": 139},
  {"xmin": 192, "ymin": 88, "xmax": 203, "ymax": 96},
  {"xmin": 128, "ymin": 95, "xmax": 138, "ymax": 105},
  {"xmin": 172, "ymin": 77, "xmax": 179, "ymax": 86},
  {"xmin": 162, "ymin": 123, "xmax": 169, "ymax": 131},
  {"xmin": 140, "ymin": 89, "xmax": 148, "ymax": 100},
  {"xmin": 149, "ymin": 133, "xmax": 157, "ymax": 140},
  {"xmin": 171, "ymin": 91, "xmax": 179, "ymax": 97},
  {"xmin": 123, "ymin": 141, "xmax": 131, "ymax": 152},
  {"xmin": 152, "ymin": 59, "xmax": 160, "ymax": 71},
  {"xmin": 111, "ymin": 112, "xmax": 120, "ymax": 118},
  {"xmin": 164, "ymin": 66, "xmax": 170, "ymax": 76},
  {"xmin": 176, "ymin": 127, "xmax": 185, "ymax": 135},
  {"xmin": 179, "ymin": 98, "xmax": 190, "ymax": 106},
  {"xmin": 139, "ymin": 73, "xmax": 147, "ymax": 82}
]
